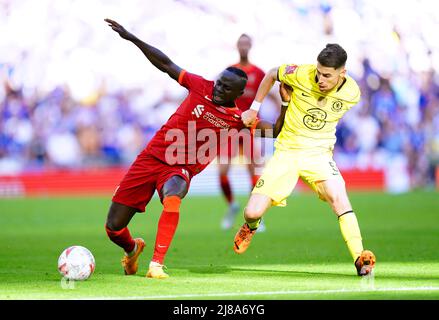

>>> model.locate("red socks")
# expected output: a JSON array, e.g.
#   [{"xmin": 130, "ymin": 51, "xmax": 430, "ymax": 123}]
[
  {"xmin": 220, "ymin": 174, "xmax": 234, "ymax": 204},
  {"xmin": 105, "ymin": 225, "xmax": 136, "ymax": 253},
  {"xmin": 152, "ymin": 196, "xmax": 181, "ymax": 264},
  {"xmin": 106, "ymin": 196, "xmax": 182, "ymax": 265}
]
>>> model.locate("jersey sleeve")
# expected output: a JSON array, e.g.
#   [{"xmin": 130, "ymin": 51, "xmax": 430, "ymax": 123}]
[
  {"xmin": 338, "ymin": 77, "xmax": 362, "ymax": 110},
  {"xmin": 347, "ymin": 80, "xmax": 361, "ymax": 105},
  {"xmin": 277, "ymin": 64, "xmax": 298, "ymax": 87},
  {"xmin": 178, "ymin": 70, "xmax": 208, "ymax": 93}
]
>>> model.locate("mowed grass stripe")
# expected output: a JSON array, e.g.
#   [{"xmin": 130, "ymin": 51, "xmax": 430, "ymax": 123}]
[
  {"xmin": 0, "ymin": 191, "xmax": 438, "ymax": 299},
  {"xmin": 82, "ymin": 286, "xmax": 439, "ymax": 300}
]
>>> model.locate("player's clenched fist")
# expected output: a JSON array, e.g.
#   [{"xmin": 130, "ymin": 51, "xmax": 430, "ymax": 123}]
[{"xmin": 241, "ymin": 109, "xmax": 258, "ymax": 127}]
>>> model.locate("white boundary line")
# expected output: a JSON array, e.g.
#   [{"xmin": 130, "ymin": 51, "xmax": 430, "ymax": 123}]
[{"xmin": 82, "ymin": 286, "xmax": 439, "ymax": 300}]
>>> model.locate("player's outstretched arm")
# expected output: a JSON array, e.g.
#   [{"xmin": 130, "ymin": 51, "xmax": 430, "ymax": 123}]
[
  {"xmin": 241, "ymin": 67, "xmax": 279, "ymax": 127},
  {"xmin": 104, "ymin": 18, "xmax": 182, "ymax": 81}
]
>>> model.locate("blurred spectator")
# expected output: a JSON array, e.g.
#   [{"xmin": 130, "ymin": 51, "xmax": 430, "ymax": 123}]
[{"xmin": 1, "ymin": 0, "xmax": 438, "ymax": 191}]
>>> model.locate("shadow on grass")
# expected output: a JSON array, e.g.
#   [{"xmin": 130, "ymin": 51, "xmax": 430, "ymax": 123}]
[
  {"xmin": 180, "ymin": 264, "xmax": 355, "ymax": 278},
  {"xmin": 178, "ymin": 265, "xmax": 439, "ymax": 282}
]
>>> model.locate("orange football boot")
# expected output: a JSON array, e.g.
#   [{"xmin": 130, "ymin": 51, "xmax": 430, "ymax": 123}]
[
  {"xmin": 233, "ymin": 223, "xmax": 257, "ymax": 254},
  {"xmin": 355, "ymin": 250, "xmax": 376, "ymax": 276},
  {"xmin": 121, "ymin": 238, "xmax": 145, "ymax": 275}
]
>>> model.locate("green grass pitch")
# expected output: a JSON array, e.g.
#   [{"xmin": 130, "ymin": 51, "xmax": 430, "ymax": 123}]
[{"xmin": 0, "ymin": 191, "xmax": 438, "ymax": 300}]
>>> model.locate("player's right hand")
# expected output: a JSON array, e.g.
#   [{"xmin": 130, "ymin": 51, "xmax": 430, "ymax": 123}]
[
  {"xmin": 105, "ymin": 18, "xmax": 135, "ymax": 41},
  {"xmin": 241, "ymin": 109, "xmax": 258, "ymax": 127}
]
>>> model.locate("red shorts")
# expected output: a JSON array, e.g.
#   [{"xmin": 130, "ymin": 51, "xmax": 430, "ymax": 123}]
[{"xmin": 112, "ymin": 152, "xmax": 192, "ymax": 213}]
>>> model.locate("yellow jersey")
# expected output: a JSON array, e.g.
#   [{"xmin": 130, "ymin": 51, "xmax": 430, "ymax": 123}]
[{"xmin": 275, "ymin": 64, "xmax": 361, "ymax": 152}]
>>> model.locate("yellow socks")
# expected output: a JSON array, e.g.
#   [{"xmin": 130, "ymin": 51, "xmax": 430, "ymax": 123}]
[
  {"xmin": 247, "ymin": 218, "xmax": 261, "ymax": 230},
  {"xmin": 338, "ymin": 211, "xmax": 363, "ymax": 261}
]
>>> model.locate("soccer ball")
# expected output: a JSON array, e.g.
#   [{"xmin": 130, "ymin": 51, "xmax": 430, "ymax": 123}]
[{"xmin": 58, "ymin": 246, "xmax": 95, "ymax": 280}]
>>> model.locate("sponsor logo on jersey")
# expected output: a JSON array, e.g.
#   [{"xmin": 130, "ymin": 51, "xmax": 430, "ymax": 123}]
[
  {"xmin": 192, "ymin": 105, "xmax": 205, "ymax": 118},
  {"xmin": 303, "ymin": 108, "xmax": 327, "ymax": 130},
  {"xmin": 203, "ymin": 112, "xmax": 230, "ymax": 129}
]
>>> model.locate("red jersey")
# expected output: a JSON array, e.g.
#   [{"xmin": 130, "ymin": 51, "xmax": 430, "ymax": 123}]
[
  {"xmin": 145, "ymin": 71, "xmax": 247, "ymax": 176},
  {"xmin": 231, "ymin": 63, "xmax": 265, "ymax": 111}
]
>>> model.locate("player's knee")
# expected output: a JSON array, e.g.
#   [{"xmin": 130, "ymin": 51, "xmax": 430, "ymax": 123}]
[
  {"xmin": 162, "ymin": 189, "xmax": 187, "ymax": 200},
  {"xmin": 244, "ymin": 206, "xmax": 265, "ymax": 220},
  {"xmin": 105, "ymin": 212, "xmax": 125, "ymax": 231},
  {"xmin": 105, "ymin": 203, "xmax": 128, "ymax": 231},
  {"xmin": 106, "ymin": 212, "xmax": 117, "ymax": 230},
  {"xmin": 325, "ymin": 192, "xmax": 340, "ymax": 206},
  {"xmin": 162, "ymin": 176, "xmax": 188, "ymax": 199},
  {"xmin": 327, "ymin": 193, "xmax": 351, "ymax": 213},
  {"xmin": 105, "ymin": 218, "xmax": 121, "ymax": 231}
]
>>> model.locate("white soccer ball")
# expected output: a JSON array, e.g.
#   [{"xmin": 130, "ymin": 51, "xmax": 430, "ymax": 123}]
[{"xmin": 58, "ymin": 246, "xmax": 96, "ymax": 280}]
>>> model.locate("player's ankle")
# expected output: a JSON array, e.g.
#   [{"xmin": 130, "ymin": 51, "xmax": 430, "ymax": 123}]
[
  {"xmin": 125, "ymin": 242, "xmax": 137, "ymax": 257},
  {"xmin": 247, "ymin": 218, "xmax": 261, "ymax": 230},
  {"xmin": 150, "ymin": 260, "xmax": 164, "ymax": 268}
]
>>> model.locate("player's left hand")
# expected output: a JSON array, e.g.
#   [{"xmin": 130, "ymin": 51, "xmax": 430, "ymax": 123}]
[{"xmin": 105, "ymin": 18, "xmax": 136, "ymax": 41}]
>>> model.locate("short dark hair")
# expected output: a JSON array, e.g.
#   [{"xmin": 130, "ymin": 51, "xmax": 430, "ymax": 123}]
[
  {"xmin": 317, "ymin": 43, "xmax": 347, "ymax": 69},
  {"xmin": 238, "ymin": 33, "xmax": 251, "ymax": 41},
  {"xmin": 226, "ymin": 66, "xmax": 248, "ymax": 80}
]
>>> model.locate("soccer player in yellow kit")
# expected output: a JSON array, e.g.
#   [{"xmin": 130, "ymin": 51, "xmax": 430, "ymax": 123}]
[{"xmin": 234, "ymin": 44, "xmax": 376, "ymax": 276}]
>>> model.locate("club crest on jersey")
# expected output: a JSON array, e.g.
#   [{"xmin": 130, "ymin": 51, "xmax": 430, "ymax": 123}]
[
  {"xmin": 255, "ymin": 179, "xmax": 264, "ymax": 188},
  {"xmin": 331, "ymin": 100, "xmax": 343, "ymax": 112},
  {"xmin": 192, "ymin": 105, "xmax": 205, "ymax": 118},
  {"xmin": 284, "ymin": 64, "xmax": 298, "ymax": 75}
]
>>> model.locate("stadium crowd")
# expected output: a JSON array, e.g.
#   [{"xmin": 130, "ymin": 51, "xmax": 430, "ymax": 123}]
[{"xmin": 1, "ymin": 0, "xmax": 438, "ymax": 191}]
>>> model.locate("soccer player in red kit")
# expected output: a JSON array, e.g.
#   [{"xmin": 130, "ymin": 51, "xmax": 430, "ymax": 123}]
[
  {"xmin": 104, "ymin": 19, "xmax": 287, "ymax": 279},
  {"xmin": 219, "ymin": 34, "xmax": 266, "ymax": 231}
]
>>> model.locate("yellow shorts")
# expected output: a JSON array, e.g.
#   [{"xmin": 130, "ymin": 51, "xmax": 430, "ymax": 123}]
[{"xmin": 252, "ymin": 148, "xmax": 344, "ymax": 207}]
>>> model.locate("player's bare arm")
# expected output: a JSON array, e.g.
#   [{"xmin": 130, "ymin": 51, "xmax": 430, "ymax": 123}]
[
  {"xmin": 254, "ymin": 67, "xmax": 279, "ymax": 103},
  {"xmin": 105, "ymin": 18, "xmax": 182, "ymax": 81},
  {"xmin": 241, "ymin": 67, "xmax": 279, "ymax": 126},
  {"xmin": 254, "ymin": 82, "xmax": 291, "ymax": 138},
  {"xmin": 273, "ymin": 82, "xmax": 291, "ymax": 136}
]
